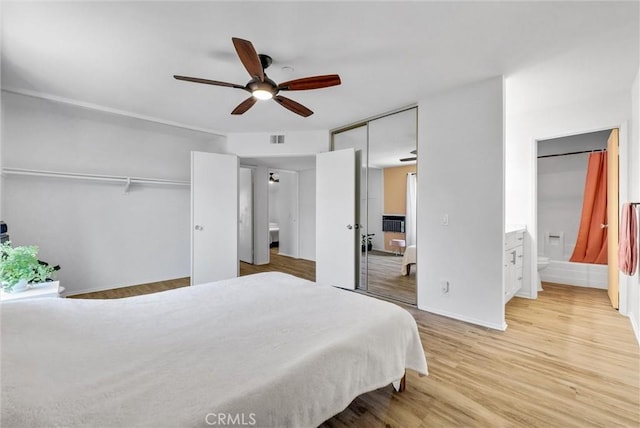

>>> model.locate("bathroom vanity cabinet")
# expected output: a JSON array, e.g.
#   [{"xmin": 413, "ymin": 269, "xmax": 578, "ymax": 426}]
[{"xmin": 504, "ymin": 229, "xmax": 525, "ymax": 303}]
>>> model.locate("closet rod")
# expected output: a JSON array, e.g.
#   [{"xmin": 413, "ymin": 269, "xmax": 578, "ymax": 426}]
[
  {"xmin": 1, "ymin": 167, "xmax": 190, "ymax": 187},
  {"xmin": 537, "ymin": 149, "xmax": 606, "ymax": 159}
]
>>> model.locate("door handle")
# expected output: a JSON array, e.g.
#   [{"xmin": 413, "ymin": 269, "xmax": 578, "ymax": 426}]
[
  {"xmin": 195, "ymin": 225, "xmax": 204, "ymax": 231},
  {"xmin": 346, "ymin": 224, "xmax": 353, "ymax": 230},
  {"xmin": 354, "ymin": 224, "xmax": 360, "ymax": 229}
]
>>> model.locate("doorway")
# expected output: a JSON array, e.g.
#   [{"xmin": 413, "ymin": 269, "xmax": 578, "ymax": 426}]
[
  {"xmin": 239, "ymin": 155, "xmax": 316, "ymax": 270},
  {"xmin": 535, "ymin": 129, "xmax": 619, "ymax": 307}
]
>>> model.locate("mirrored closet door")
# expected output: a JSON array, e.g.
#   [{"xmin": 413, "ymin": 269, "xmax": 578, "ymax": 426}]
[{"xmin": 332, "ymin": 107, "xmax": 417, "ymax": 304}]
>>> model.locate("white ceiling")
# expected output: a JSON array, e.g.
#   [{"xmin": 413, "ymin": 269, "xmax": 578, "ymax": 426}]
[
  {"xmin": 240, "ymin": 155, "xmax": 316, "ymax": 172},
  {"xmin": 2, "ymin": 1, "xmax": 638, "ymax": 137}
]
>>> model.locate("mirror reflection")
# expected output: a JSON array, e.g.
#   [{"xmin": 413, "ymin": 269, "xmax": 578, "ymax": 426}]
[{"xmin": 333, "ymin": 107, "xmax": 417, "ymax": 304}]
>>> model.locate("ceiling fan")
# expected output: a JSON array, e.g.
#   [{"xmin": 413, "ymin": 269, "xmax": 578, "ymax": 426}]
[
  {"xmin": 174, "ymin": 37, "xmax": 341, "ymax": 117},
  {"xmin": 400, "ymin": 149, "xmax": 417, "ymax": 162}
]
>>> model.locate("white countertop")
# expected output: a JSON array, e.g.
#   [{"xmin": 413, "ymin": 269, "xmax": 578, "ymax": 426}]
[{"xmin": 506, "ymin": 224, "xmax": 526, "ymax": 234}]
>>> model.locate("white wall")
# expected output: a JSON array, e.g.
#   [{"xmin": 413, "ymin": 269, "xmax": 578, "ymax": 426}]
[
  {"xmin": 0, "ymin": 90, "xmax": 3, "ymax": 220},
  {"xmin": 226, "ymin": 130, "xmax": 329, "ymax": 156},
  {"xmin": 626, "ymin": 69, "xmax": 640, "ymax": 343},
  {"xmin": 252, "ymin": 166, "xmax": 270, "ymax": 265},
  {"xmin": 298, "ymin": 168, "xmax": 316, "ymax": 261},
  {"xmin": 418, "ymin": 77, "xmax": 506, "ymax": 330},
  {"xmin": 276, "ymin": 170, "xmax": 299, "ymax": 258},
  {"xmin": 1, "ymin": 92, "xmax": 225, "ymax": 295},
  {"xmin": 505, "ymin": 90, "xmax": 631, "ymax": 300}
]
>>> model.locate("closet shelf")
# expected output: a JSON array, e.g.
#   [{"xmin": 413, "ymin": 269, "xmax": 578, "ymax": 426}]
[{"xmin": 2, "ymin": 167, "xmax": 190, "ymax": 192}]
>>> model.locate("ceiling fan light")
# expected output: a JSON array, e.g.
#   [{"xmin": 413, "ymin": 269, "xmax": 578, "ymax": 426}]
[{"xmin": 253, "ymin": 89, "xmax": 273, "ymax": 100}]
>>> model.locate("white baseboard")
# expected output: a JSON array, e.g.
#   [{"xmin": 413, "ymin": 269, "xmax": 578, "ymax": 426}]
[
  {"xmin": 418, "ymin": 305, "xmax": 507, "ymax": 331},
  {"xmin": 277, "ymin": 252, "xmax": 297, "ymax": 259},
  {"xmin": 515, "ymin": 290, "xmax": 535, "ymax": 299}
]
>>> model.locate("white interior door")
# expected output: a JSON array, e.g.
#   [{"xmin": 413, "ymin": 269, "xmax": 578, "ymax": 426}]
[
  {"xmin": 316, "ymin": 148, "xmax": 357, "ymax": 289},
  {"xmin": 191, "ymin": 151, "xmax": 238, "ymax": 285},
  {"xmin": 239, "ymin": 167, "xmax": 253, "ymax": 264}
]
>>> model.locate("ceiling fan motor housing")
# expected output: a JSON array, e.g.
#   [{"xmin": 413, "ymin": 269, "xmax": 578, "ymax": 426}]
[{"xmin": 247, "ymin": 76, "xmax": 278, "ymax": 97}]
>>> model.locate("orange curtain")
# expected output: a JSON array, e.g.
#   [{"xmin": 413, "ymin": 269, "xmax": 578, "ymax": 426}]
[{"xmin": 570, "ymin": 152, "xmax": 608, "ymax": 264}]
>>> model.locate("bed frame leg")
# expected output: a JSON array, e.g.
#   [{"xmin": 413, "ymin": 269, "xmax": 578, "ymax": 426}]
[{"xmin": 393, "ymin": 372, "xmax": 407, "ymax": 393}]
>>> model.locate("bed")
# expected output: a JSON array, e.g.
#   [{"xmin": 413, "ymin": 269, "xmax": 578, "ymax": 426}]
[
  {"xmin": 401, "ymin": 244, "xmax": 417, "ymax": 275},
  {"xmin": 1, "ymin": 272, "xmax": 427, "ymax": 427}
]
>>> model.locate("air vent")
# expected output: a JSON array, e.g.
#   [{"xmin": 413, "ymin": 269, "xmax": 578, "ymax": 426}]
[{"xmin": 270, "ymin": 135, "xmax": 285, "ymax": 144}]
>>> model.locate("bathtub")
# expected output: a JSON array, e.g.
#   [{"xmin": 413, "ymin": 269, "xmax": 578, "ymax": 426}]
[{"xmin": 539, "ymin": 259, "xmax": 608, "ymax": 289}]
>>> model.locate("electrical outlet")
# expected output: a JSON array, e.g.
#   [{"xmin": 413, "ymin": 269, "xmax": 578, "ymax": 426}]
[
  {"xmin": 441, "ymin": 214, "xmax": 449, "ymax": 226},
  {"xmin": 441, "ymin": 280, "xmax": 450, "ymax": 293}
]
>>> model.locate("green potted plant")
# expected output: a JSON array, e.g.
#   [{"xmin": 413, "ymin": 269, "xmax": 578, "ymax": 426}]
[
  {"xmin": 0, "ymin": 241, "xmax": 58, "ymax": 293},
  {"xmin": 361, "ymin": 233, "xmax": 374, "ymax": 252}
]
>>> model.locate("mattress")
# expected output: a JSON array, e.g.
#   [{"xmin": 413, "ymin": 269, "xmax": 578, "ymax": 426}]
[{"xmin": 1, "ymin": 272, "xmax": 427, "ymax": 427}]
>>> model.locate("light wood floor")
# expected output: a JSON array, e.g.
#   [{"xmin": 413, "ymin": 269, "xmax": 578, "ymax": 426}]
[
  {"xmin": 71, "ymin": 260, "xmax": 639, "ymax": 426},
  {"xmin": 323, "ymin": 283, "xmax": 640, "ymax": 427}
]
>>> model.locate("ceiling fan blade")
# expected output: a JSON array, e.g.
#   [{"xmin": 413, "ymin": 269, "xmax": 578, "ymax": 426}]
[
  {"xmin": 231, "ymin": 97, "xmax": 258, "ymax": 115},
  {"xmin": 278, "ymin": 74, "xmax": 341, "ymax": 91},
  {"xmin": 274, "ymin": 95, "xmax": 313, "ymax": 117},
  {"xmin": 232, "ymin": 37, "xmax": 264, "ymax": 82},
  {"xmin": 174, "ymin": 75, "xmax": 245, "ymax": 90}
]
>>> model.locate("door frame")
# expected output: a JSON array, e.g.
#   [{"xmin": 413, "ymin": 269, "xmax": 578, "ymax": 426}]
[{"xmin": 531, "ymin": 123, "xmax": 629, "ymax": 314}]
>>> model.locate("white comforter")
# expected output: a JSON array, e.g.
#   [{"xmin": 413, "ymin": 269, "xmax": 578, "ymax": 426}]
[
  {"xmin": 402, "ymin": 245, "xmax": 417, "ymax": 276},
  {"xmin": 1, "ymin": 272, "xmax": 427, "ymax": 427}
]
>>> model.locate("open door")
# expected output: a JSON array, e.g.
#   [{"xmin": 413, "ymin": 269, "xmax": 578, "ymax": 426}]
[
  {"xmin": 607, "ymin": 129, "xmax": 619, "ymax": 308},
  {"xmin": 316, "ymin": 148, "xmax": 358, "ymax": 289},
  {"xmin": 191, "ymin": 151, "xmax": 239, "ymax": 285}
]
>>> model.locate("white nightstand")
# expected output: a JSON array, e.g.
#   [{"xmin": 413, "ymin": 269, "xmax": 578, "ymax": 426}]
[{"xmin": 1, "ymin": 281, "xmax": 64, "ymax": 302}]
